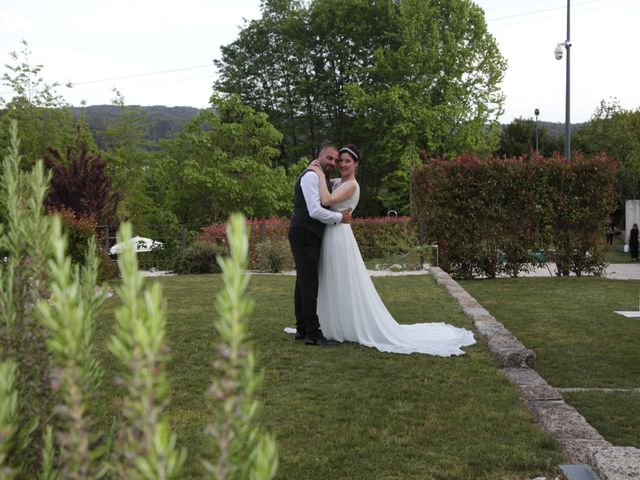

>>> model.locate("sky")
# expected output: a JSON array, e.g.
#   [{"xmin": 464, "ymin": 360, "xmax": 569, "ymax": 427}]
[{"xmin": 1, "ymin": 0, "xmax": 638, "ymax": 124}]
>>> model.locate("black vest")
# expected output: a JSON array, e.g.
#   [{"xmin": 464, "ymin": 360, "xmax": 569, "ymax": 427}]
[{"xmin": 290, "ymin": 169, "xmax": 333, "ymax": 238}]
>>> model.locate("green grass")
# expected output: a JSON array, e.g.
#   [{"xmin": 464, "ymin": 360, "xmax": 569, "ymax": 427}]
[
  {"xmin": 460, "ymin": 276, "xmax": 640, "ymax": 449},
  {"xmin": 562, "ymin": 391, "xmax": 640, "ymax": 447},
  {"xmin": 95, "ymin": 274, "xmax": 565, "ymax": 479},
  {"xmin": 604, "ymin": 238, "xmax": 636, "ymax": 264}
]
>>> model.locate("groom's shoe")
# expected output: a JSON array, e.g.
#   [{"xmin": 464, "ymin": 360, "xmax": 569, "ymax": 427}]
[
  {"xmin": 295, "ymin": 331, "xmax": 306, "ymax": 341},
  {"xmin": 304, "ymin": 335, "xmax": 335, "ymax": 347}
]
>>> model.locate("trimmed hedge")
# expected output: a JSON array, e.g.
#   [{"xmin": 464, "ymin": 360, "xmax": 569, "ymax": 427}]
[{"xmin": 411, "ymin": 152, "xmax": 618, "ymax": 279}]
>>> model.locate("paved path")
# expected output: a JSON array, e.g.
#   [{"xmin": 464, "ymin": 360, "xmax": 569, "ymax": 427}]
[
  {"xmin": 517, "ymin": 263, "xmax": 640, "ymax": 280},
  {"xmin": 143, "ymin": 262, "xmax": 640, "ymax": 279}
]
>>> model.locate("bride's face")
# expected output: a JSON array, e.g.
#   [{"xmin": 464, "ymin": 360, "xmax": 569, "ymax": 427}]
[{"xmin": 338, "ymin": 153, "xmax": 357, "ymax": 177}]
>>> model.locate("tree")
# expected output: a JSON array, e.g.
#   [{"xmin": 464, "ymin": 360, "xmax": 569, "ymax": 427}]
[
  {"xmin": 497, "ymin": 117, "xmax": 561, "ymax": 158},
  {"xmin": 573, "ymin": 99, "xmax": 640, "ymax": 200},
  {"xmin": 100, "ymin": 88, "xmax": 163, "ymax": 228},
  {"xmin": 43, "ymin": 127, "xmax": 120, "ymax": 225},
  {"xmin": 216, "ymin": 0, "xmax": 507, "ymax": 215},
  {"xmin": 0, "ymin": 40, "xmax": 73, "ymax": 163},
  {"xmin": 160, "ymin": 94, "xmax": 290, "ymax": 225}
]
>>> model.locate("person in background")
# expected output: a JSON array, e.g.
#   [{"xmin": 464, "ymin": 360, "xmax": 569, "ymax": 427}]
[
  {"xmin": 606, "ymin": 219, "xmax": 615, "ymax": 245},
  {"xmin": 628, "ymin": 223, "xmax": 639, "ymax": 261}
]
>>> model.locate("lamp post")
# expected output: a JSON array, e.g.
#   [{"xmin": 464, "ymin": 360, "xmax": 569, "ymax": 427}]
[
  {"xmin": 555, "ymin": 0, "xmax": 571, "ymax": 160},
  {"xmin": 534, "ymin": 108, "xmax": 540, "ymax": 152}
]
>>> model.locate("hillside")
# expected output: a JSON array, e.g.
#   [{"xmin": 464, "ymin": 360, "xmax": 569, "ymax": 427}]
[
  {"xmin": 69, "ymin": 105, "xmax": 584, "ymax": 151},
  {"xmin": 69, "ymin": 105, "xmax": 202, "ymax": 150}
]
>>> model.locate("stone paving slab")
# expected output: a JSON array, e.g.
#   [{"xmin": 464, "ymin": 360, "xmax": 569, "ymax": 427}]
[
  {"xmin": 527, "ymin": 401, "xmax": 607, "ymax": 442},
  {"xmin": 501, "ymin": 368, "xmax": 549, "ymax": 386},
  {"xmin": 520, "ymin": 384, "xmax": 564, "ymax": 401},
  {"xmin": 473, "ymin": 317, "xmax": 513, "ymax": 337},
  {"xmin": 487, "ymin": 334, "xmax": 536, "ymax": 368},
  {"xmin": 590, "ymin": 447, "xmax": 640, "ymax": 479},
  {"xmin": 556, "ymin": 439, "xmax": 612, "ymax": 465}
]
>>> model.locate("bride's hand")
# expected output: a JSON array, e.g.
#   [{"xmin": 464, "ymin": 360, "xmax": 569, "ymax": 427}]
[{"xmin": 309, "ymin": 163, "xmax": 324, "ymax": 176}]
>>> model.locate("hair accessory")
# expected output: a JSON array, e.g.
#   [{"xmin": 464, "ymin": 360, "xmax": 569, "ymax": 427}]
[{"xmin": 339, "ymin": 146, "xmax": 359, "ymax": 161}]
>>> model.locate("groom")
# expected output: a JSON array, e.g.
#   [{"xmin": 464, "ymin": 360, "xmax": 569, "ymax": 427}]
[{"xmin": 288, "ymin": 144, "xmax": 352, "ymax": 346}]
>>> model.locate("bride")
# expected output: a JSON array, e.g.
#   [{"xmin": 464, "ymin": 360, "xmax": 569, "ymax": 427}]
[{"xmin": 308, "ymin": 145, "xmax": 475, "ymax": 356}]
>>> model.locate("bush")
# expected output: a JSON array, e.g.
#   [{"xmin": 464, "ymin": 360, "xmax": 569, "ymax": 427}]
[
  {"xmin": 201, "ymin": 216, "xmax": 419, "ymax": 266},
  {"xmin": 351, "ymin": 216, "xmax": 417, "ymax": 259},
  {"xmin": 173, "ymin": 242, "xmax": 225, "ymax": 274},
  {"xmin": 201, "ymin": 217, "xmax": 289, "ymax": 269},
  {"xmin": 0, "ymin": 123, "xmax": 277, "ymax": 478},
  {"xmin": 255, "ymin": 238, "xmax": 293, "ymax": 272},
  {"xmin": 49, "ymin": 207, "xmax": 117, "ymax": 280}
]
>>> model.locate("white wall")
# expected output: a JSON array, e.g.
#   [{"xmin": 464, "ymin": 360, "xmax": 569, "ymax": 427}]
[{"xmin": 625, "ymin": 200, "xmax": 640, "ymax": 241}]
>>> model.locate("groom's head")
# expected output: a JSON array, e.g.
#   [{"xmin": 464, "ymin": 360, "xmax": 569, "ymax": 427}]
[{"xmin": 317, "ymin": 144, "xmax": 339, "ymax": 175}]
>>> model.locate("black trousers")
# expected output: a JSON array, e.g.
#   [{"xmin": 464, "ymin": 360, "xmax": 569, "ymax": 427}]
[{"xmin": 288, "ymin": 225, "xmax": 323, "ymax": 339}]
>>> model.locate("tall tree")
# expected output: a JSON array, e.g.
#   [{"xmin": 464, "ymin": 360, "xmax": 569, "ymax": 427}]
[
  {"xmin": 497, "ymin": 117, "xmax": 561, "ymax": 158},
  {"xmin": 573, "ymin": 99, "xmax": 640, "ymax": 200},
  {"xmin": 0, "ymin": 40, "xmax": 73, "ymax": 163},
  {"xmin": 43, "ymin": 128, "xmax": 120, "ymax": 225},
  {"xmin": 101, "ymin": 88, "xmax": 158, "ymax": 227},
  {"xmin": 215, "ymin": 0, "xmax": 506, "ymax": 215}
]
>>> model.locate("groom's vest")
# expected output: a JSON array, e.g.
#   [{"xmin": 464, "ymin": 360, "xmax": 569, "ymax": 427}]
[{"xmin": 290, "ymin": 169, "xmax": 332, "ymax": 238}]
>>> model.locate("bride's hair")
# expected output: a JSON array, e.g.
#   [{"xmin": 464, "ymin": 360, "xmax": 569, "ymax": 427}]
[{"xmin": 339, "ymin": 144, "xmax": 362, "ymax": 164}]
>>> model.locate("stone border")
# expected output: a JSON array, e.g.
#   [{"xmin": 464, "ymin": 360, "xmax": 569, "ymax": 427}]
[
  {"xmin": 430, "ymin": 266, "xmax": 640, "ymax": 478},
  {"xmin": 431, "ymin": 267, "xmax": 535, "ymax": 368}
]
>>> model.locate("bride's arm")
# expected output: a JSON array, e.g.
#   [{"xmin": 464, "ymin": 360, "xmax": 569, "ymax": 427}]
[{"xmin": 309, "ymin": 165, "xmax": 356, "ymax": 206}]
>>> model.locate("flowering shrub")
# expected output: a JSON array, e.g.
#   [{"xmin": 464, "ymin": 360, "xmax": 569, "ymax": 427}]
[
  {"xmin": 201, "ymin": 216, "xmax": 417, "ymax": 269},
  {"xmin": 173, "ymin": 242, "xmax": 225, "ymax": 274},
  {"xmin": 201, "ymin": 217, "xmax": 289, "ymax": 269},
  {"xmin": 49, "ymin": 207, "xmax": 118, "ymax": 280},
  {"xmin": 256, "ymin": 238, "xmax": 293, "ymax": 273},
  {"xmin": 351, "ymin": 217, "xmax": 417, "ymax": 260},
  {"xmin": 411, "ymin": 152, "xmax": 618, "ymax": 279}
]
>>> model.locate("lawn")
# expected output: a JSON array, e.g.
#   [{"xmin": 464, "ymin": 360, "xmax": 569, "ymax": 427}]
[
  {"xmin": 95, "ymin": 274, "xmax": 564, "ymax": 479},
  {"xmin": 604, "ymin": 237, "xmax": 636, "ymax": 264},
  {"xmin": 460, "ymin": 276, "xmax": 640, "ymax": 449}
]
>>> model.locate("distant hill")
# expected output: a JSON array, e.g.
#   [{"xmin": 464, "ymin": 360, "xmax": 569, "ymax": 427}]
[
  {"xmin": 69, "ymin": 105, "xmax": 586, "ymax": 151},
  {"xmin": 69, "ymin": 105, "xmax": 202, "ymax": 150},
  {"xmin": 500, "ymin": 120, "xmax": 586, "ymax": 138}
]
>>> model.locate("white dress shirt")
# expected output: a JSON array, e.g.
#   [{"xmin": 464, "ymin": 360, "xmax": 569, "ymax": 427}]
[{"xmin": 300, "ymin": 172, "xmax": 343, "ymax": 225}]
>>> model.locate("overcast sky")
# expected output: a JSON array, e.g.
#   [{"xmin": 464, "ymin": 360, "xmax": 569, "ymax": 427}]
[{"xmin": 1, "ymin": 0, "xmax": 638, "ymax": 124}]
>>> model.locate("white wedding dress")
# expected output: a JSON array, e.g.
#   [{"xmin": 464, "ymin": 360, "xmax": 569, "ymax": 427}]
[{"xmin": 316, "ymin": 179, "xmax": 476, "ymax": 356}]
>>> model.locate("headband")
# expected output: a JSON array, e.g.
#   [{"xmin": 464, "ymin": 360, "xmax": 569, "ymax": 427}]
[{"xmin": 339, "ymin": 146, "xmax": 359, "ymax": 161}]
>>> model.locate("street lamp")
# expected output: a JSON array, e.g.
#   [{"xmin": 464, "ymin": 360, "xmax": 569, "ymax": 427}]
[
  {"xmin": 534, "ymin": 108, "xmax": 540, "ymax": 152},
  {"xmin": 555, "ymin": 0, "xmax": 571, "ymax": 160}
]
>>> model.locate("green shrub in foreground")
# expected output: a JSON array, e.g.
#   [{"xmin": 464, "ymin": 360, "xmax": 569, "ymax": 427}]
[{"xmin": 0, "ymin": 122, "xmax": 277, "ymax": 479}]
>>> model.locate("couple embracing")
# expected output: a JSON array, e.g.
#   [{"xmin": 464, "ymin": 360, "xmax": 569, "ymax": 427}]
[{"xmin": 287, "ymin": 144, "xmax": 475, "ymax": 355}]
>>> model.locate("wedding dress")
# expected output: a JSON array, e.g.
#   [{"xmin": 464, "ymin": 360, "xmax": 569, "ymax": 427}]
[{"xmin": 316, "ymin": 179, "xmax": 476, "ymax": 356}]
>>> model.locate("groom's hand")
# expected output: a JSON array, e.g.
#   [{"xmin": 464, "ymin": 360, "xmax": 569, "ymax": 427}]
[{"xmin": 341, "ymin": 208, "xmax": 352, "ymax": 224}]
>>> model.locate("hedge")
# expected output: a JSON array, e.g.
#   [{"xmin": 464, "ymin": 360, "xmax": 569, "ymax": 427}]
[
  {"xmin": 411, "ymin": 152, "xmax": 618, "ymax": 279},
  {"xmin": 200, "ymin": 216, "xmax": 417, "ymax": 270}
]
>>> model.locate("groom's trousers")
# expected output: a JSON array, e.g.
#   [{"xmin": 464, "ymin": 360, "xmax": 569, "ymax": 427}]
[{"xmin": 288, "ymin": 225, "xmax": 323, "ymax": 339}]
